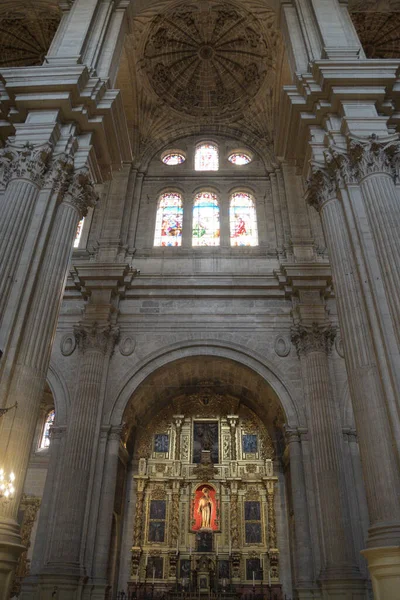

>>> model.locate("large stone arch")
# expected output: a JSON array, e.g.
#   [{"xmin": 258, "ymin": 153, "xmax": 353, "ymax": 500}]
[{"xmin": 106, "ymin": 339, "xmax": 304, "ymax": 429}]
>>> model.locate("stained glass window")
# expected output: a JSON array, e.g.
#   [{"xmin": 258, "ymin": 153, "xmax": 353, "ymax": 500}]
[
  {"xmin": 195, "ymin": 143, "xmax": 219, "ymax": 171},
  {"xmin": 40, "ymin": 409, "xmax": 55, "ymax": 449},
  {"xmin": 230, "ymin": 192, "xmax": 258, "ymax": 246},
  {"xmin": 228, "ymin": 152, "xmax": 252, "ymax": 165},
  {"xmin": 154, "ymin": 192, "xmax": 183, "ymax": 247},
  {"xmin": 192, "ymin": 192, "xmax": 220, "ymax": 246},
  {"xmin": 162, "ymin": 152, "xmax": 185, "ymax": 165},
  {"xmin": 74, "ymin": 218, "xmax": 84, "ymax": 248}
]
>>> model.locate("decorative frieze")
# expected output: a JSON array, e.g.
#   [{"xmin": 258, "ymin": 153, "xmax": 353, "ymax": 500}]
[{"xmin": 291, "ymin": 322, "xmax": 336, "ymax": 357}]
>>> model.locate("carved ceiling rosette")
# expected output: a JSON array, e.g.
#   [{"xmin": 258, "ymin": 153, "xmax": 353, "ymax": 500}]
[{"xmin": 139, "ymin": 1, "xmax": 271, "ymax": 121}]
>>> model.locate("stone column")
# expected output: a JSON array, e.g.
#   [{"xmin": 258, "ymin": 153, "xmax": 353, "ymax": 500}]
[
  {"xmin": 91, "ymin": 426, "xmax": 122, "ymax": 596},
  {"xmin": 44, "ymin": 323, "xmax": 118, "ymax": 579},
  {"xmin": 348, "ymin": 136, "xmax": 400, "ymax": 346},
  {"xmin": 284, "ymin": 428, "xmax": 315, "ymax": 598},
  {"xmin": 0, "ymin": 169, "xmax": 96, "ymax": 600},
  {"xmin": 307, "ymin": 167, "xmax": 400, "ymax": 599},
  {"xmin": 291, "ymin": 322, "xmax": 365, "ymax": 596},
  {"xmin": 0, "ymin": 142, "xmax": 52, "ymax": 315}
]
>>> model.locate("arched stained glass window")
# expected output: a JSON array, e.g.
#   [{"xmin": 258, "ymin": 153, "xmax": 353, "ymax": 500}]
[
  {"xmin": 192, "ymin": 192, "xmax": 220, "ymax": 246},
  {"xmin": 40, "ymin": 409, "xmax": 55, "ymax": 449},
  {"xmin": 162, "ymin": 152, "xmax": 185, "ymax": 165},
  {"xmin": 74, "ymin": 218, "xmax": 85, "ymax": 248},
  {"xmin": 154, "ymin": 192, "xmax": 183, "ymax": 246},
  {"xmin": 195, "ymin": 143, "xmax": 219, "ymax": 171},
  {"xmin": 230, "ymin": 192, "xmax": 258, "ymax": 246}
]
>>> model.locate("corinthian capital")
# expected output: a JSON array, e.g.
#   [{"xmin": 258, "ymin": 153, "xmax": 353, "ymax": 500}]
[
  {"xmin": 291, "ymin": 322, "xmax": 336, "ymax": 357},
  {"xmin": 74, "ymin": 322, "xmax": 119, "ymax": 355},
  {"xmin": 45, "ymin": 152, "xmax": 75, "ymax": 192},
  {"xmin": 63, "ymin": 168, "xmax": 98, "ymax": 218},
  {"xmin": 305, "ymin": 162, "xmax": 337, "ymax": 212},
  {"xmin": 348, "ymin": 134, "xmax": 399, "ymax": 181},
  {"xmin": 0, "ymin": 142, "xmax": 53, "ymax": 187}
]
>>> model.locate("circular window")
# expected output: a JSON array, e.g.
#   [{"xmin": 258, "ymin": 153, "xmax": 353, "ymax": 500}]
[
  {"xmin": 161, "ymin": 151, "xmax": 186, "ymax": 165},
  {"xmin": 228, "ymin": 152, "xmax": 252, "ymax": 165}
]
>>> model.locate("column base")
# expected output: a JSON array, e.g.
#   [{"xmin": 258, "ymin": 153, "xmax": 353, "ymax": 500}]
[
  {"xmin": 0, "ymin": 517, "xmax": 25, "ymax": 600},
  {"xmin": 361, "ymin": 546, "xmax": 400, "ymax": 600},
  {"xmin": 320, "ymin": 578, "xmax": 367, "ymax": 600}
]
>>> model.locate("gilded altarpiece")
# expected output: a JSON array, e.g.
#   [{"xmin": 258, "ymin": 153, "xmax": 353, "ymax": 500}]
[{"xmin": 130, "ymin": 388, "xmax": 279, "ymax": 593}]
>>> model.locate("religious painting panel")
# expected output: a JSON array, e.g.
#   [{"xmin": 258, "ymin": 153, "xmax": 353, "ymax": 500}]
[
  {"xmin": 192, "ymin": 484, "xmax": 218, "ymax": 531},
  {"xmin": 193, "ymin": 421, "xmax": 219, "ymax": 463},
  {"xmin": 150, "ymin": 500, "xmax": 166, "ymax": 520},
  {"xmin": 244, "ymin": 501, "xmax": 261, "ymax": 521},
  {"xmin": 245, "ymin": 523, "xmax": 262, "ymax": 544},
  {"xmin": 195, "ymin": 530, "xmax": 213, "ymax": 552},
  {"xmin": 148, "ymin": 521, "xmax": 165, "ymax": 543},
  {"xmin": 154, "ymin": 192, "xmax": 183, "ymax": 247},
  {"xmin": 154, "ymin": 433, "xmax": 169, "ymax": 453},
  {"xmin": 192, "ymin": 193, "xmax": 220, "ymax": 247},
  {"xmin": 218, "ymin": 560, "xmax": 230, "ymax": 579},
  {"xmin": 246, "ymin": 558, "xmax": 262, "ymax": 581},
  {"xmin": 146, "ymin": 556, "xmax": 163, "ymax": 579},
  {"xmin": 180, "ymin": 559, "xmax": 191, "ymax": 580},
  {"xmin": 242, "ymin": 434, "xmax": 257, "ymax": 454}
]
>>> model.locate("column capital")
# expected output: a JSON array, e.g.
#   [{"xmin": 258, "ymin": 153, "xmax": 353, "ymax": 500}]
[
  {"xmin": 73, "ymin": 322, "xmax": 119, "ymax": 355},
  {"xmin": 348, "ymin": 134, "xmax": 400, "ymax": 181},
  {"xmin": 291, "ymin": 322, "xmax": 336, "ymax": 357},
  {"xmin": 305, "ymin": 162, "xmax": 337, "ymax": 213},
  {"xmin": 109, "ymin": 425, "xmax": 123, "ymax": 442},
  {"xmin": 0, "ymin": 142, "xmax": 53, "ymax": 187},
  {"xmin": 63, "ymin": 168, "xmax": 98, "ymax": 218},
  {"xmin": 342, "ymin": 428, "xmax": 358, "ymax": 443}
]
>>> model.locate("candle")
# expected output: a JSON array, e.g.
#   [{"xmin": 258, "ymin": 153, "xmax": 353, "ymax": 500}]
[
  {"xmin": 153, "ymin": 566, "xmax": 155, "ymax": 585},
  {"xmin": 216, "ymin": 540, "xmax": 218, "ymax": 555},
  {"xmin": 176, "ymin": 538, "xmax": 179, "ymax": 556},
  {"xmin": 252, "ymin": 571, "xmax": 255, "ymax": 586},
  {"xmin": 268, "ymin": 569, "xmax": 271, "ymax": 587}
]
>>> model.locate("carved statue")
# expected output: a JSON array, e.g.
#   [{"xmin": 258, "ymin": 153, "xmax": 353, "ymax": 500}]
[{"xmin": 198, "ymin": 487, "xmax": 213, "ymax": 529}]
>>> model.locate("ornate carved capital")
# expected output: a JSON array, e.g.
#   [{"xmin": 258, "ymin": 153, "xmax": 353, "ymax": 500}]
[
  {"xmin": 46, "ymin": 151, "xmax": 75, "ymax": 192},
  {"xmin": 109, "ymin": 425, "xmax": 123, "ymax": 442},
  {"xmin": 0, "ymin": 142, "xmax": 53, "ymax": 187},
  {"xmin": 291, "ymin": 322, "xmax": 337, "ymax": 357},
  {"xmin": 74, "ymin": 322, "xmax": 119, "ymax": 355},
  {"xmin": 283, "ymin": 427, "xmax": 300, "ymax": 445},
  {"xmin": 63, "ymin": 168, "xmax": 98, "ymax": 218},
  {"xmin": 348, "ymin": 134, "xmax": 399, "ymax": 180},
  {"xmin": 305, "ymin": 162, "xmax": 337, "ymax": 212}
]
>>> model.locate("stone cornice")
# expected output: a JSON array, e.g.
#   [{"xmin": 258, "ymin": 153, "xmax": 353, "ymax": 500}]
[
  {"xmin": 0, "ymin": 65, "xmax": 131, "ymax": 180},
  {"xmin": 70, "ymin": 263, "xmax": 138, "ymax": 300},
  {"xmin": 275, "ymin": 263, "xmax": 332, "ymax": 298}
]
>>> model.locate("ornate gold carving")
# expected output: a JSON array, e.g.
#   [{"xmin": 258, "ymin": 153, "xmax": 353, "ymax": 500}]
[
  {"xmin": 240, "ymin": 406, "xmax": 274, "ymax": 459},
  {"xmin": 264, "ymin": 480, "xmax": 277, "ymax": 550},
  {"xmin": 151, "ymin": 485, "xmax": 167, "ymax": 500},
  {"xmin": 10, "ymin": 495, "xmax": 41, "ymax": 596},
  {"xmin": 192, "ymin": 462, "xmax": 218, "ymax": 480},
  {"xmin": 245, "ymin": 486, "xmax": 260, "ymax": 500},
  {"xmin": 246, "ymin": 464, "xmax": 257, "ymax": 474},
  {"xmin": 133, "ymin": 481, "xmax": 148, "ymax": 546}
]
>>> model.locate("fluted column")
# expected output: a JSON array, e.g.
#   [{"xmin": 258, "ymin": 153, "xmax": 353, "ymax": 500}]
[
  {"xmin": 91, "ymin": 426, "xmax": 122, "ymax": 592},
  {"xmin": 307, "ymin": 167, "xmax": 400, "ymax": 599},
  {"xmin": 0, "ymin": 143, "xmax": 52, "ymax": 315},
  {"xmin": 0, "ymin": 168, "xmax": 96, "ymax": 600},
  {"xmin": 291, "ymin": 322, "xmax": 364, "ymax": 595},
  {"xmin": 284, "ymin": 428, "xmax": 315, "ymax": 596},
  {"xmin": 349, "ymin": 136, "xmax": 400, "ymax": 346},
  {"xmin": 45, "ymin": 323, "xmax": 118, "ymax": 573}
]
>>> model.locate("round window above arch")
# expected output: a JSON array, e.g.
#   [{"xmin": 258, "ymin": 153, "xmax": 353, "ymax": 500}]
[
  {"xmin": 228, "ymin": 151, "xmax": 252, "ymax": 166},
  {"xmin": 161, "ymin": 150, "xmax": 186, "ymax": 166}
]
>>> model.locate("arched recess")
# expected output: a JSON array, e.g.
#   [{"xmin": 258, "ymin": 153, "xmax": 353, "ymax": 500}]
[{"xmin": 106, "ymin": 340, "xmax": 304, "ymax": 430}]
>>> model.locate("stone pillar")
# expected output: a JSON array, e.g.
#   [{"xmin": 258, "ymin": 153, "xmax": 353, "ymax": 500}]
[
  {"xmin": 284, "ymin": 428, "xmax": 315, "ymax": 598},
  {"xmin": 0, "ymin": 169, "xmax": 96, "ymax": 600},
  {"xmin": 44, "ymin": 323, "xmax": 118, "ymax": 580},
  {"xmin": 347, "ymin": 136, "xmax": 400, "ymax": 346},
  {"xmin": 307, "ymin": 168, "xmax": 400, "ymax": 599},
  {"xmin": 90, "ymin": 426, "xmax": 122, "ymax": 596},
  {"xmin": 0, "ymin": 142, "xmax": 52, "ymax": 315},
  {"xmin": 291, "ymin": 322, "xmax": 365, "ymax": 597}
]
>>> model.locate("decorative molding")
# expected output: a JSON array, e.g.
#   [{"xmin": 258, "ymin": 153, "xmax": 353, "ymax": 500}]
[
  {"xmin": 119, "ymin": 335, "xmax": 136, "ymax": 356},
  {"xmin": 60, "ymin": 333, "xmax": 76, "ymax": 356},
  {"xmin": 306, "ymin": 162, "xmax": 337, "ymax": 212},
  {"xmin": 274, "ymin": 335, "xmax": 290, "ymax": 358},
  {"xmin": 291, "ymin": 322, "xmax": 337, "ymax": 357},
  {"xmin": 74, "ymin": 322, "xmax": 119, "ymax": 355}
]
